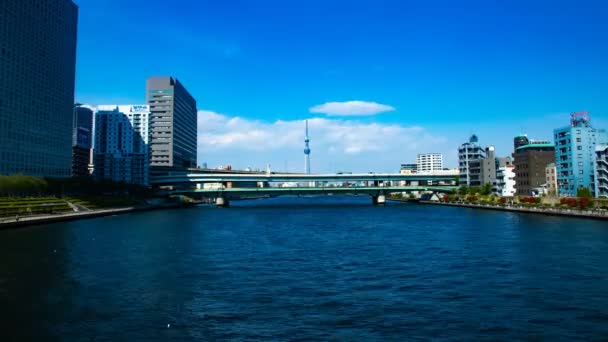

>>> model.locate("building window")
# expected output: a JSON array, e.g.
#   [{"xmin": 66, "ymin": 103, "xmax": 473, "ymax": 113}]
[
  {"xmin": 578, "ymin": 146, "xmax": 583, "ymax": 150},
  {"xmin": 576, "ymin": 138, "xmax": 581, "ymax": 142}
]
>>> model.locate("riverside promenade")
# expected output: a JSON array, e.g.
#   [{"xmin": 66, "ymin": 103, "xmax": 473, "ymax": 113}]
[
  {"xmin": 0, "ymin": 202, "xmax": 193, "ymax": 229},
  {"xmin": 420, "ymin": 201, "xmax": 608, "ymax": 221}
]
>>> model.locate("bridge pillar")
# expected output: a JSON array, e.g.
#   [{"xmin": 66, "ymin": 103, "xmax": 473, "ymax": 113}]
[
  {"xmin": 216, "ymin": 197, "xmax": 229, "ymax": 207},
  {"xmin": 372, "ymin": 195, "xmax": 386, "ymax": 205}
]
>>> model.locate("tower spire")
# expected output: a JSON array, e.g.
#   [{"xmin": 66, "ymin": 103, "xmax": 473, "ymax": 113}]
[{"xmin": 304, "ymin": 120, "xmax": 311, "ymax": 174}]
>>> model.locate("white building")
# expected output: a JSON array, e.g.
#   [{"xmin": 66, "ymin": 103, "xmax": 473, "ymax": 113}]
[
  {"xmin": 417, "ymin": 153, "xmax": 443, "ymax": 173},
  {"xmin": 595, "ymin": 145, "xmax": 608, "ymax": 198},
  {"xmin": 495, "ymin": 165, "xmax": 516, "ymax": 197},
  {"xmin": 93, "ymin": 105, "xmax": 150, "ymax": 186}
]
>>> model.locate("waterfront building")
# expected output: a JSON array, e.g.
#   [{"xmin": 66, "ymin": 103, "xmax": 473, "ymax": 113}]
[
  {"xmin": 146, "ymin": 77, "xmax": 197, "ymax": 169},
  {"xmin": 554, "ymin": 112, "xmax": 608, "ymax": 197},
  {"xmin": 595, "ymin": 145, "xmax": 608, "ymax": 198},
  {"xmin": 458, "ymin": 134, "xmax": 486, "ymax": 186},
  {"xmin": 513, "ymin": 138, "xmax": 555, "ymax": 196},
  {"xmin": 480, "ymin": 146, "xmax": 497, "ymax": 185},
  {"xmin": 93, "ymin": 105, "xmax": 150, "ymax": 186},
  {"xmin": 416, "ymin": 153, "xmax": 443, "ymax": 173},
  {"xmin": 546, "ymin": 163, "xmax": 558, "ymax": 196},
  {"xmin": 72, "ymin": 105, "xmax": 94, "ymax": 177},
  {"xmin": 495, "ymin": 165, "xmax": 516, "ymax": 197},
  {"xmin": 400, "ymin": 163, "xmax": 417, "ymax": 175},
  {"xmin": 0, "ymin": 0, "xmax": 78, "ymax": 177}
]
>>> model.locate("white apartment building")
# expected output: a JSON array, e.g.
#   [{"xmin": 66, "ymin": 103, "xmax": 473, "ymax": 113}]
[
  {"xmin": 495, "ymin": 165, "xmax": 516, "ymax": 197},
  {"xmin": 417, "ymin": 153, "xmax": 443, "ymax": 173}
]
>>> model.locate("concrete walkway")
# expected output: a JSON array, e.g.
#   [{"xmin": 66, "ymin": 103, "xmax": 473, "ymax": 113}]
[{"xmin": 0, "ymin": 207, "xmax": 136, "ymax": 229}]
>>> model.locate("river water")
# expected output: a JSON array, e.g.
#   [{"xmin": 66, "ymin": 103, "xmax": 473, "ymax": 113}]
[{"xmin": 1, "ymin": 196, "xmax": 608, "ymax": 340}]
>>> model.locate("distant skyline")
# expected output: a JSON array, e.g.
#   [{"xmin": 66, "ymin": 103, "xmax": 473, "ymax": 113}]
[{"xmin": 75, "ymin": 0, "xmax": 608, "ymax": 172}]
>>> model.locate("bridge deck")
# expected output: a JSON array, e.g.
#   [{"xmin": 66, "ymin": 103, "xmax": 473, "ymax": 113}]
[{"xmin": 169, "ymin": 186, "xmax": 456, "ymax": 197}]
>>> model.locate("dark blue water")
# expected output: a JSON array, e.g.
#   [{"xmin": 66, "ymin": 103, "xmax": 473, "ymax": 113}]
[{"xmin": 2, "ymin": 196, "xmax": 608, "ymax": 341}]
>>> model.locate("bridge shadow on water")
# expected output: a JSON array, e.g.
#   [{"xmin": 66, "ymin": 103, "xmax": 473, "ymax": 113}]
[{"xmin": 210, "ymin": 195, "xmax": 410, "ymax": 209}]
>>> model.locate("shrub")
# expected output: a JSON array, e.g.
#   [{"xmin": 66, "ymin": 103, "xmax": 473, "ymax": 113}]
[
  {"xmin": 499, "ymin": 197, "xmax": 506, "ymax": 204},
  {"xmin": 567, "ymin": 198, "xmax": 577, "ymax": 208},
  {"xmin": 579, "ymin": 197, "xmax": 590, "ymax": 209}
]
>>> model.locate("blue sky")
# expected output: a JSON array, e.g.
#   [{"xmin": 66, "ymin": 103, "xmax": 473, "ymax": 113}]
[{"xmin": 75, "ymin": 0, "xmax": 608, "ymax": 172}]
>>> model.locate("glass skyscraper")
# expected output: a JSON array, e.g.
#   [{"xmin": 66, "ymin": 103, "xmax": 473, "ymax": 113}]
[{"xmin": 0, "ymin": 0, "xmax": 78, "ymax": 177}]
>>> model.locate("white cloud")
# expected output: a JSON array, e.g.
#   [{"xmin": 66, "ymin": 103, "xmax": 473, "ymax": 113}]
[
  {"xmin": 197, "ymin": 110, "xmax": 450, "ymax": 173},
  {"xmin": 309, "ymin": 101, "xmax": 396, "ymax": 116}
]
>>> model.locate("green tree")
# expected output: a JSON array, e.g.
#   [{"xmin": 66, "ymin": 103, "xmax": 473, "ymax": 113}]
[
  {"xmin": 458, "ymin": 186, "xmax": 469, "ymax": 195},
  {"xmin": 577, "ymin": 187, "xmax": 592, "ymax": 198},
  {"xmin": 480, "ymin": 183, "xmax": 492, "ymax": 196}
]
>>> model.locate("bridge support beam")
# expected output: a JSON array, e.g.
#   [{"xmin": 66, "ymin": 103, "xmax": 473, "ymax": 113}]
[
  {"xmin": 372, "ymin": 195, "xmax": 386, "ymax": 205},
  {"xmin": 216, "ymin": 197, "xmax": 229, "ymax": 207}
]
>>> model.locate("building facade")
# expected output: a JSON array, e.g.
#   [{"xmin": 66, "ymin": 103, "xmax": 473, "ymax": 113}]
[
  {"xmin": 0, "ymin": 0, "xmax": 78, "ymax": 177},
  {"xmin": 72, "ymin": 105, "xmax": 94, "ymax": 177},
  {"xmin": 400, "ymin": 163, "xmax": 417, "ymax": 175},
  {"xmin": 495, "ymin": 165, "xmax": 516, "ymax": 197},
  {"xmin": 545, "ymin": 163, "xmax": 558, "ymax": 196},
  {"xmin": 513, "ymin": 141, "xmax": 555, "ymax": 196},
  {"xmin": 93, "ymin": 105, "xmax": 150, "ymax": 186},
  {"xmin": 595, "ymin": 145, "xmax": 608, "ymax": 198},
  {"xmin": 416, "ymin": 153, "xmax": 443, "ymax": 173},
  {"xmin": 554, "ymin": 112, "xmax": 608, "ymax": 197},
  {"xmin": 458, "ymin": 135, "xmax": 486, "ymax": 186},
  {"xmin": 146, "ymin": 77, "xmax": 197, "ymax": 169},
  {"xmin": 480, "ymin": 146, "xmax": 497, "ymax": 185}
]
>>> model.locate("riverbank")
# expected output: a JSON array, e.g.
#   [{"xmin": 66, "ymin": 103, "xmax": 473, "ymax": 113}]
[
  {"xmin": 418, "ymin": 200, "xmax": 608, "ymax": 220},
  {"xmin": 0, "ymin": 202, "xmax": 194, "ymax": 229}
]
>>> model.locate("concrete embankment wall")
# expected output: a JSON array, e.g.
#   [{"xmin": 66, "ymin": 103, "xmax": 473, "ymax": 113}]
[{"xmin": 419, "ymin": 201, "xmax": 608, "ymax": 221}]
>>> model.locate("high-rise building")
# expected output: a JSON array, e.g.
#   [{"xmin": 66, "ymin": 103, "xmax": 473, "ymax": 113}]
[
  {"xmin": 458, "ymin": 134, "xmax": 486, "ymax": 186},
  {"xmin": 417, "ymin": 153, "xmax": 443, "ymax": 173},
  {"xmin": 513, "ymin": 139, "xmax": 555, "ymax": 196},
  {"xmin": 0, "ymin": 0, "xmax": 78, "ymax": 177},
  {"xmin": 72, "ymin": 105, "xmax": 94, "ymax": 177},
  {"xmin": 93, "ymin": 105, "xmax": 150, "ymax": 186},
  {"xmin": 554, "ymin": 112, "xmax": 608, "ymax": 197},
  {"xmin": 546, "ymin": 163, "xmax": 558, "ymax": 196},
  {"xmin": 146, "ymin": 77, "xmax": 197, "ymax": 169},
  {"xmin": 595, "ymin": 145, "xmax": 608, "ymax": 198}
]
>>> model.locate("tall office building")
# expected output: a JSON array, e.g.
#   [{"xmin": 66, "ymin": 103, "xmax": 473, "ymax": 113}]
[
  {"xmin": 458, "ymin": 134, "xmax": 486, "ymax": 186},
  {"xmin": 513, "ymin": 139, "xmax": 555, "ymax": 196},
  {"xmin": 146, "ymin": 77, "xmax": 197, "ymax": 169},
  {"xmin": 554, "ymin": 112, "xmax": 608, "ymax": 197},
  {"xmin": 93, "ymin": 105, "xmax": 150, "ymax": 186},
  {"xmin": 417, "ymin": 153, "xmax": 443, "ymax": 173},
  {"xmin": 72, "ymin": 105, "xmax": 94, "ymax": 177},
  {"xmin": 0, "ymin": 0, "xmax": 78, "ymax": 177}
]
